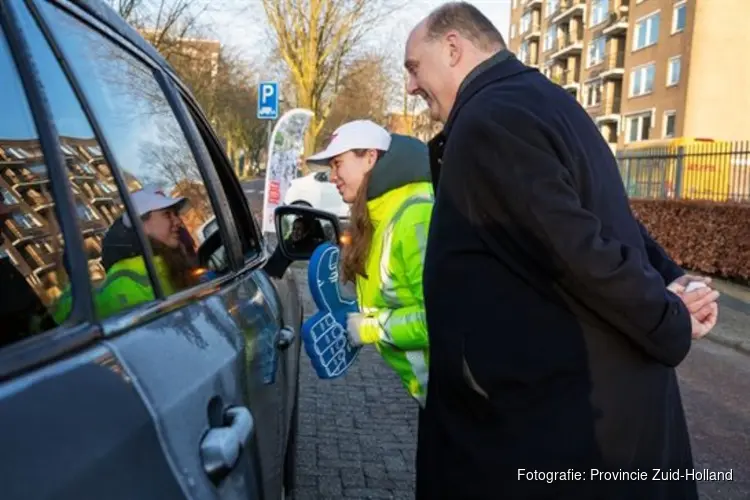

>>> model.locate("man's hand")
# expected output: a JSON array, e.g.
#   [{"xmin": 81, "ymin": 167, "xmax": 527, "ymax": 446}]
[
  {"xmin": 667, "ymin": 275, "xmax": 720, "ymax": 339},
  {"xmin": 690, "ymin": 303, "xmax": 718, "ymax": 340}
]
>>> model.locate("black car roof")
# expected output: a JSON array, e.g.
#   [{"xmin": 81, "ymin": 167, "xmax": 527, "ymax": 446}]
[{"xmin": 66, "ymin": 0, "xmax": 175, "ymax": 75}]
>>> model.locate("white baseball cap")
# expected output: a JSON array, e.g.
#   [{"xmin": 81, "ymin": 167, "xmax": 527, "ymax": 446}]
[
  {"xmin": 122, "ymin": 186, "xmax": 187, "ymax": 227},
  {"xmin": 307, "ymin": 120, "xmax": 392, "ymax": 165}
]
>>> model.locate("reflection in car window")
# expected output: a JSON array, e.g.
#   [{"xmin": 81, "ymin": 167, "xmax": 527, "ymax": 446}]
[
  {"xmin": 39, "ymin": 3, "xmax": 227, "ymax": 296},
  {"xmin": 0, "ymin": 27, "xmax": 73, "ymax": 345},
  {"xmin": 180, "ymin": 98, "xmax": 262, "ymax": 261},
  {"xmin": 13, "ymin": 2, "xmax": 157, "ymax": 323}
]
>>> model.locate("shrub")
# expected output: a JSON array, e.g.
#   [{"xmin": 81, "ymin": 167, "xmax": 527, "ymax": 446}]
[{"xmin": 631, "ymin": 200, "xmax": 750, "ymax": 281}]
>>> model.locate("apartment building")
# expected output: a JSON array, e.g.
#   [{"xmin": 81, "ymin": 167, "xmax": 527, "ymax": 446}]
[{"xmin": 508, "ymin": 0, "xmax": 750, "ymax": 149}]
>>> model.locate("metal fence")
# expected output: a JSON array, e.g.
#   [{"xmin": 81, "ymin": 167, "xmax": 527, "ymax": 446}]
[{"xmin": 615, "ymin": 141, "xmax": 750, "ymax": 203}]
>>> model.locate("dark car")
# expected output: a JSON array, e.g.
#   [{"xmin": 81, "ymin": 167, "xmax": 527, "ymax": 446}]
[{"xmin": 0, "ymin": 1, "xmax": 338, "ymax": 498}]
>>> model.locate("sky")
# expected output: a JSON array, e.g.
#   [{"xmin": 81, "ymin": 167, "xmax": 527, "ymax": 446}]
[{"xmin": 204, "ymin": 0, "xmax": 512, "ymax": 72}]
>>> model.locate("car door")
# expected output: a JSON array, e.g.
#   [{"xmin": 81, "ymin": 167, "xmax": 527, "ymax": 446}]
[
  {"xmin": 177, "ymin": 89, "xmax": 302, "ymax": 499},
  {"xmin": 18, "ymin": 1, "xmax": 276, "ymax": 498},
  {"xmin": 0, "ymin": 3, "xmax": 189, "ymax": 499}
]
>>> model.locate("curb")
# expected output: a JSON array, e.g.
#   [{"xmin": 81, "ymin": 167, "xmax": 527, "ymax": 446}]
[{"xmin": 705, "ymin": 333, "xmax": 750, "ymax": 356}]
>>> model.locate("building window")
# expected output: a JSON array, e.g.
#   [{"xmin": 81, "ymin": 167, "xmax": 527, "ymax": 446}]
[
  {"xmin": 75, "ymin": 204, "xmax": 99, "ymax": 222},
  {"xmin": 587, "ymin": 36, "xmax": 606, "ymax": 67},
  {"xmin": 630, "ymin": 63, "xmax": 656, "ymax": 96},
  {"xmin": 544, "ymin": 25, "xmax": 556, "ymax": 51},
  {"xmin": 663, "ymin": 111, "xmax": 677, "ymax": 138},
  {"xmin": 13, "ymin": 212, "xmax": 41, "ymax": 229},
  {"xmin": 584, "ymin": 80, "xmax": 603, "ymax": 108},
  {"xmin": 520, "ymin": 12, "xmax": 531, "ymax": 33},
  {"xmin": 511, "ymin": 23, "xmax": 516, "ymax": 39},
  {"xmin": 546, "ymin": 0, "xmax": 559, "ymax": 17},
  {"xmin": 667, "ymin": 56, "xmax": 681, "ymax": 86},
  {"xmin": 633, "ymin": 12, "xmax": 660, "ymax": 51},
  {"xmin": 590, "ymin": 0, "xmax": 608, "ymax": 27},
  {"xmin": 519, "ymin": 41, "xmax": 529, "ymax": 64},
  {"xmin": 625, "ymin": 111, "xmax": 653, "ymax": 143},
  {"xmin": 672, "ymin": 1, "xmax": 686, "ymax": 33},
  {"xmin": 1, "ymin": 187, "xmax": 18, "ymax": 205}
]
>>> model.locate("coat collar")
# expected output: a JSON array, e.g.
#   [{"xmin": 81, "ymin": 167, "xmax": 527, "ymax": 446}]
[
  {"xmin": 443, "ymin": 55, "xmax": 535, "ymax": 137},
  {"xmin": 428, "ymin": 56, "xmax": 537, "ymax": 188}
]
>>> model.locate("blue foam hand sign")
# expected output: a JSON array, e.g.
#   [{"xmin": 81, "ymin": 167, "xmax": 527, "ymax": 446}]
[{"xmin": 301, "ymin": 242, "xmax": 361, "ymax": 379}]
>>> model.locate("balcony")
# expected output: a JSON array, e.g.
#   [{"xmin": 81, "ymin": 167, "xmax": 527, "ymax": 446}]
[
  {"xmin": 602, "ymin": 11, "xmax": 628, "ymax": 37},
  {"xmin": 522, "ymin": 21, "xmax": 541, "ymax": 41},
  {"xmin": 523, "ymin": 0, "xmax": 542, "ymax": 12},
  {"xmin": 4, "ymin": 220, "xmax": 47, "ymax": 244},
  {"xmin": 13, "ymin": 166, "xmax": 49, "ymax": 189},
  {"xmin": 551, "ymin": 0, "xmax": 585, "ymax": 24},
  {"xmin": 24, "ymin": 245, "xmax": 57, "ymax": 269},
  {"xmin": 25, "ymin": 190, "xmax": 55, "ymax": 211},
  {"xmin": 550, "ymin": 69, "xmax": 580, "ymax": 89},
  {"xmin": 550, "ymin": 34, "xmax": 583, "ymax": 60},
  {"xmin": 595, "ymin": 95, "xmax": 622, "ymax": 123},
  {"xmin": 601, "ymin": 51, "xmax": 625, "ymax": 79}
]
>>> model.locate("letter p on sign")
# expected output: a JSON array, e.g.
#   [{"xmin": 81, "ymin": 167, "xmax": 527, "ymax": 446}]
[{"xmin": 257, "ymin": 82, "xmax": 279, "ymax": 119}]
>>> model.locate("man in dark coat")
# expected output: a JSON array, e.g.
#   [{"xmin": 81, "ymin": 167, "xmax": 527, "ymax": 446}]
[{"xmin": 404, "ymin": 3, "xmax": 720, "ymax": 499}]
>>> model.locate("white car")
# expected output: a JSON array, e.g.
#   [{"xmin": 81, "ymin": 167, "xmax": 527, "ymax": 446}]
[
  {"xmin": 195, "ymin": 217, "xmax": 219, "ymax": 244},
  {"xmin": 283, "ymin": 170, "xmax": 350, "ymax": 219}
]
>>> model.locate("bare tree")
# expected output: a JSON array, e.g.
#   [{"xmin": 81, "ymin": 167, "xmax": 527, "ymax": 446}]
[
  {"xmin": 260, "ymin": 0, "xmax": 399, "ymax": 157},
  {"xmin": 108, "ymin": 0, "xmax": 267, "ymax": 177},
  {"xmin": 106, "ymin": 0, "xmax": 211, "ymax": 54},
  {"xmin": 320, "ymin": 52, "xmax": 396, "ymax": 139}
]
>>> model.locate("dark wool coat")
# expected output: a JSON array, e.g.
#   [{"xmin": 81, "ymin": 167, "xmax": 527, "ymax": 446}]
[{"xmin": 416, "ymin": 55, "xmax": 698, "ymax": 500}]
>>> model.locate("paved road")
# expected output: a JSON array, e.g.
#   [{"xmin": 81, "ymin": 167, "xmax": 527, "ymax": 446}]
[
  {"xmin": 242, "ymin": 184, "xmax": 750, "ymax": 499},
  {"xmin": 289, "ymin": 266, "xmax": 750, "ymax": 500},
  {"xmin": 242, "ymin": 178, "xmax": 265, "ymax": 218}
]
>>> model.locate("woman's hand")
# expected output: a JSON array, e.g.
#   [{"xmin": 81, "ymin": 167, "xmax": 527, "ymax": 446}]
[
  {"xmin": 346, "ymin": 313, "xmax": 365, "ymax": 346},
  {"xmin": 346, "ymin": 312, "xmax": 381, "ymax": 346}
]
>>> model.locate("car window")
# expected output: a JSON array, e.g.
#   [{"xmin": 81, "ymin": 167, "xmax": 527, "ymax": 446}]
[
  {"xmin": 0, "ymin": 26, "xmax": 75, "ymax": 345},
  {"xmin": 11, "ymin": 2, "xmax": 156, "ymax": 325},
  {"xmin": 38, "ymin": 3, "xmax": 230, "ymax": 294},
  {"xmin": 179, "ymin": 97, "xmax": 263, "ymax": 262}
]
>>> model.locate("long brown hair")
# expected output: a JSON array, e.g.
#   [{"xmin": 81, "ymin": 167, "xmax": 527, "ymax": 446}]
[
  {"xmin": 340, "ymin": 149, "xmax": 381, "ymax": 283},
  {"xmin": 149, "ymin": 237, "xmax": 201, "ymax": 291}
]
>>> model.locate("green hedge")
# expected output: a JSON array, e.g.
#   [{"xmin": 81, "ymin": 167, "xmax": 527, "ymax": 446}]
[{"xmin": 631, "ymin": 200, "xmax": 750, "ymax": 281}]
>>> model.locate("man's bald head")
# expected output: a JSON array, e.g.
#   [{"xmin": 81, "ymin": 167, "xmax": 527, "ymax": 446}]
[
  {"xmin": 423, "ymin": 2, "xmax": 505, "ymax": 53},
  {"xmin": 404, "ymin": 2, "xmax": 506, "ymax": 122}
]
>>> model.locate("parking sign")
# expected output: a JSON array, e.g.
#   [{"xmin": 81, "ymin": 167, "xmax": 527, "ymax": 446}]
[{"xmin": 257, "ymin": 82, "xmax": 279, "ymax": 119}]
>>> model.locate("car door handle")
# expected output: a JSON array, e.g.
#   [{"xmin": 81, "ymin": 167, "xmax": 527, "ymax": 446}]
[
  {"xmin": 200, "ymin": 406, "xmax": 254, "ymax": 479},
  {"xmin": 276, "ymin": 326, "xmax": 295, "ymax": 350}
]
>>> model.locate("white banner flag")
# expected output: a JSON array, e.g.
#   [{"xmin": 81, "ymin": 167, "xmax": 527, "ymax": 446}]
[{"xmin": 261, "ymin": 108, "xmax": 314, "ymax": 234}]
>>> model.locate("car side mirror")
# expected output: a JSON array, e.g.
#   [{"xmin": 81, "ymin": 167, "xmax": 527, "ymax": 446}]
[{"xmin": 274, "ymin": 205, "xmax": 341, "ymax": 261}]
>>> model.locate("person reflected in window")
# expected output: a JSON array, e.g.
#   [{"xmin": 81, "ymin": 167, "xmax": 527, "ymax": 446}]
[
  {"xmin": 264, "ymin": 214, "xmax": 329, "ymax": 279},
  {"xmin": 53, "ymin": 187, "xmax": 201, "ymax": 322},
  {"xmin": 287, "ymin": 215, "xmax": 326, "ymax": 255}
]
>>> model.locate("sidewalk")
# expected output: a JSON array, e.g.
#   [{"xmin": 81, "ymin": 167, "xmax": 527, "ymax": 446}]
[{"xmin": 703, "ymin": 278, "xmax": 750, "ymax": 355}]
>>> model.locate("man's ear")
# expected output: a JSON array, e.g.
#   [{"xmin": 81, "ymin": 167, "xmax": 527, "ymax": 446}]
[{"xmin": 445, "ymin": 31, "xmax": 462, "ymax": 67}]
